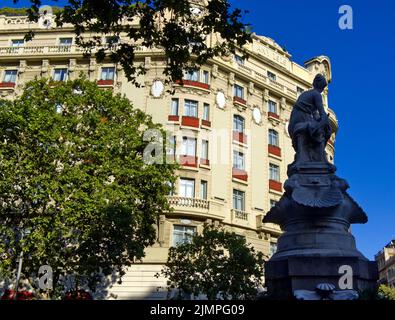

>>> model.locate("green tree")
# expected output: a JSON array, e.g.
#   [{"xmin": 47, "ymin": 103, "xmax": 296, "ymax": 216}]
[
  {"xmin": 0, "ymin": 77, "xmax": 176, "ymax": 298},
  {"xmin": 159, "ymin": 223, "xmax": 266, "ymax": 300},
  {"xmin": 17, "ymin": 0, "xmax": 251, "ymax": 84},
  {"xmin": 378, "ymin": 284, "xmax": 395, "ymax": 300}
]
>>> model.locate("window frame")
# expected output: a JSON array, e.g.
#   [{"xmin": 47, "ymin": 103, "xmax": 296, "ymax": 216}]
[
  {"xmin": 59, "ymin": 37, "xmax": 73, "ymax": 46},
  {"xmin": 202, "ymin": 70, "xmax": 210, "ymax": 84},
  {"xmin": 3, "ymin": 70, "xmax": 18, "ymax": 83},
  {"xmin": 268, "ymin": 100, "xmax": 278, "ymax": 114},
  {"xmin": 172, "ymin": 225, "xmax": 196, "ymax": 246},
  {"xmin": 233, "ymin": 150, "xmax": 245, "ymax": 170},
  {"xmin": 269, "ymin": 163, "xmax": 280, "ymax": 181},
  {"xmin": 234, "ymin": 54, "xmax": 245, "ymax": 65},
  {"xmin": 53, "ymin": 68, "xmax": 68, "ymax": 82},
  {"xmin": 100, "ymin": 67, "xmax": 116, "ymax": 81},
  {"xmin": 167, "ymin": 136, "xmax": 177, "ymax": 156},
  {"xmin": 170, "ymin": 98, "xmax": 179, "ymax": 116},
  {"xmin": 200, "ymin": 180, "xmax": 208, "ymax": 200},
  {"xmin": 181, "ymin": 137, "xmax": 197, "ymax": 157},
  {"xmin": 184, "ymin": 99, "xmax": 198, "ymax": 117},
  {"xmin": 233, "ymin": 115, "xmax": 245, "ymax": 133},
  {"xmin": 11, "ymin": 39, "xmax": 24, "ymax": 47},
  {"xmin": 203, "ymin": 103, "xmax": 210, "ymax": 121},
  {"xmin": 179, "ymin": 178, "xmax": 195, "ymax": 198},
  {"xmin": 184, "ymin": 69, "xmax": 200, "ymax": 82},
  {"xmin": 234, "ymin": 84, "xmax": 244, "ymax": 99},
  {"xmin": 233, "ymin": 189, "xmax": 245, "ymax": 211},
  {"xmin": 268, "ymin": 129, "xmax": 279, "ymax": 147},
  {"xmin": 267, "ymin": 71, "xmax": 277, "ymax": 81},
  {"xmin": 201, "ymin": 140, "xmax": 209, "ymax": 160}
]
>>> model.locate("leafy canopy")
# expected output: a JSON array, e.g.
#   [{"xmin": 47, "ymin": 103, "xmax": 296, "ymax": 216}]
[
  {"xmin": 0, "ymin": 77, "xmax": 176, "ymax": 296},
  {"xmin": 16, "ymin": 0, "xmax": 251, "ymax": 85},
  {"xmin": 378, "ymin": 284, "xmax": 395, "ymax": 300},
  {"xmin": 159, "ymin": 223, "xmax": 265, "ymax": 300}
]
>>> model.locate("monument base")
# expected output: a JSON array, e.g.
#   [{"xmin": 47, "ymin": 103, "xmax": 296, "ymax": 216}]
[{"xmin": 265, "ymin": 256, "xmax": 378, "ymax": 299}]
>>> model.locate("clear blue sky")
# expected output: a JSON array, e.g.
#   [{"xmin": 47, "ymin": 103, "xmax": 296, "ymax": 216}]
[{"xmin": 3, "ymin": 0, "xmax": 395, "ymax": 259}]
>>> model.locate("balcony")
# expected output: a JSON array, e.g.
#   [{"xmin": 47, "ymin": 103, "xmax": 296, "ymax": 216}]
[
  {"xmin": 181, "ymin": 116, "xmax": 199, "ymax": 128},
  {"xmin": 176, "ymin": 80, "xmax": 210, "ymax": 91},
  {"xmin": 231, "ymin": 209, "xmax": 248, "ymax": 221},
  {"xmin": 0, "ymin": 82, "xmax": 16, "ymax": 88},
  {"xmin": 233, "ymin": 131, "xmax": 247, "ymax": 144},
  {"xmin": 97, "ymin": 79, "xmax": 114, "ymax": 86},
  {"xmin": 268, "ymin": 145, "xmax": 281, "ymax": 157},
  {"xmin": 200, "ymin": 158, "xmax": 210, "ymax": 166},
  {"xmin": 233, "ymin": 96, "xmax": 247, "ymax": 106},
  {"xmin": 268, "ymin": 112, "xmax": 280, "ymax": 120},
  {"xmin": 168, "ymin": 196, "xmax": 210, "ymax": 210},
  {"xmin": 0, "ymin": 45, "xmax": 85, "ymax": 57},
  {"xmin": 269, "ymin": 179, "xmax": 283, "ymax": 192},
  {"xmin": 179, "ymin": 155, "xmax": 198, "ymax": 168},
  {"xmin": 168, "ymin": 115, "xmax": 180, "ymax": 122},
  {"xmin": 232, "ymin": 168, "xmax": 248, "ymax": 181},
  {"xmin": 201, "ymin": 119, "xmax": 211, "ymax": 127}
]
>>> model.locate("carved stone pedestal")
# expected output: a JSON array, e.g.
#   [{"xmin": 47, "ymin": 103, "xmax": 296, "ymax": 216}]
[
  {"xmin": 265, "ymin": 254, "xmax": 378, "ymax": 299},
  {"xmin": 263, "ymin": 163, "xmax": 378, "ymax": 300}
]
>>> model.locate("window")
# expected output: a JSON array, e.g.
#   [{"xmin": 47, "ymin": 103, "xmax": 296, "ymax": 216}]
[
  {"xmin": 203, "ymin": 70, "xmax": 210, "ymax": 84},
  {"xmin": 100, "ymin": 67, "xmax": 115, "ymax": 81},
  {"xmin": 234, "ymin": 54, "xmax": 244, "ymax": 65},
  {"xmin": 105, "ymin": 36, "xmax": 119, "ymax": 46},
  {"xmin": 200, "ymin": 180, "xmax": 208, "ymax": 200},
  {"xmin": 269, "ymin": 163, "xmax": 280, "ymax": 181},
  {"xmin": 233, "ymin": 151, "xmax": 245, "ymax": 170},
  {"xmin": 233, "ymin": 189, "xmax": 245, "ymax": 211},
  {"xmin": 268, "ymin": 129, "xmax": 279, "ymax": 146},
  {"xmin": 270, "ymin": 199, "xmax": 278, "ymax": 208},
  {"xmin": 179, "ymin": 178, "xmax": 195, "ymax": 198},
  {"xmin": 270, "ymin": 242, "xmax": 278, "ymax": 257},
  {"xmin": 11, "ymin": 39, "xmax": 24, "ymax": 47},
  {"xmin": 59, "ymin": 38, "xmax": 73, "ymax": 45},
  {"xmin": 297, "ymin": 86, "xmax": 304, "ymax": 96},
  {"xmin": 203, "ymin": 103, "xmax": 210, "ymax": 121},
  {"xmin": 3, "ymin": 70, "xmax": 17, "ymax": 83},
  {"xmin": 173, "ymin": 225, "xmax": 196, "ymax": 246},
  {"xmin": 233, "ymin": 115, "xmax": 245, "ymax": 133},
  {"xmin": 184, "ymin": 69, "xmax": 199, "ymax": 82},
  {"xmin": 201, "ymin": 140, "xmax": 209, "ymax": 160},
  {"xmin": 181, "ymin": 137, "xmax": 196, "ymax": 156},
  {"xmin": 167, "ymin": 136, "xmax": 176, "ymax": 156},
  {"xmin": 267, "ymin": 71, "xmax": 276, "ymax": 81},
  {"xmin": 166, "ymin": 181, "xmax": 174, "ymax": 196},
  {"xmin": 234, "ymin": 84, "xmax": 244, "ymax": 99},
  {"xmin": 53, "ymin": 68, "xmax": 68, "ymax": 82},
  {"xmin": 268, "ymin": 100, "xmax": 277, "ymax": 114},
  {"xmin": 184, "ymin": 100, "xmax": 198, "ymax": 117},
  {"xmin": 170, "ymin": 98, "xmax": 179, "ymax": 116}
]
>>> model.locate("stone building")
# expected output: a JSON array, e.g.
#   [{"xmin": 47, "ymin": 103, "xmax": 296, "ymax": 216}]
[
  {"xmin": 0, "ymin": 11, "xmax": 338, "ymax": 299},
  {"xmin": 375, "ymin": 240, "xmax": 395, "ymax": 287}
]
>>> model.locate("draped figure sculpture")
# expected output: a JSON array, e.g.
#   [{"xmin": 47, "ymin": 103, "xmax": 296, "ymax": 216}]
[{"xmin": 288, "ymin": 74, "xmax": 332, "ymax": 166}]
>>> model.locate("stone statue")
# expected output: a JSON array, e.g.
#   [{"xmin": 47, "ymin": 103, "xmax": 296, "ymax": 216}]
[
  {"xmin": 262, "ymin": 73, "xmax": 378, "ymax": 300},
  {"xmin": 288, "ymin": 74, "xmax": 332, "ymax": 165}
]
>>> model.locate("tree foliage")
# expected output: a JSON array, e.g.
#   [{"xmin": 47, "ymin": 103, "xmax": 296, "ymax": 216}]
[
  {"xmin": 0, "ymin": 77, "xmax": 176, "ymax": 297},
  {"xmin": 378, "ymin": 284, "xmax": 395, "ymax": 300},
  {"xmin": 0, "ymin": 6, "xmax": 63, "ymax": 16},
  {"xmin": 159, "ymin": 224, "xmax": 265, "ymax": 300},
  {"xmin": 18, "ymin": 0, "xmax": 251, "ymax": 84}
]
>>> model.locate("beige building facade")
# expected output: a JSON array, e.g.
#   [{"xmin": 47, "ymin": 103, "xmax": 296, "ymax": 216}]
[
  {"xmin": 375, "ymin": 240, "xmax": 395, "ymax": 287},
  {"xmin": 0, "ymin": 12, "xmax": 338, "ymax": 299}
]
